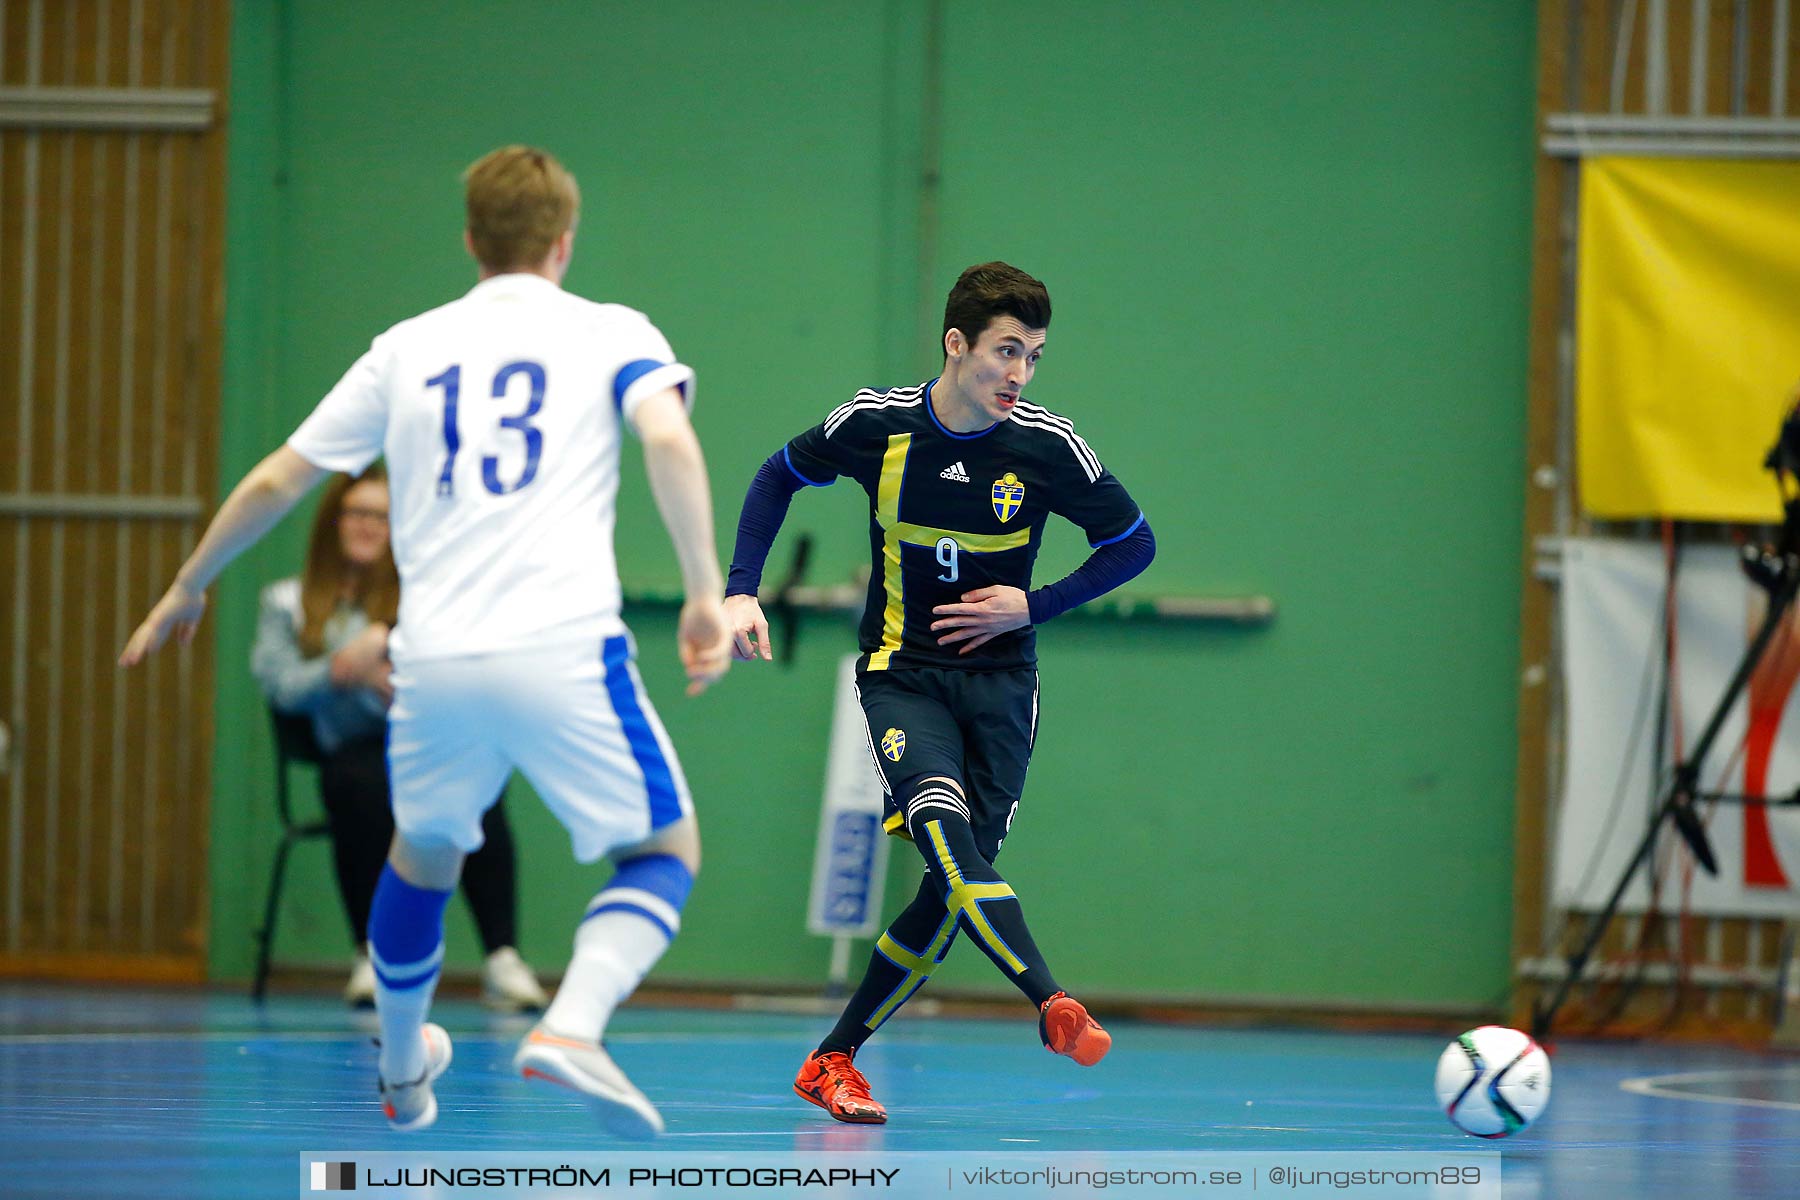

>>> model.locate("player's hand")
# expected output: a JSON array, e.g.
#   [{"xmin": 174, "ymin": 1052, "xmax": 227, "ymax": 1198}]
[
  {"xmin": 331, "ymin": 623, "xmax": 390, "ymax": 691},
  {"xmin": 678, "ymin": 597, "xmax": 733, "ymax": 696},
  {"xmin": 367, "ymin": 660, "xmax": 395, "ymax": 707},
  {"xmin": 119, "ymin": 581, "xmax": 208, "ymax": 668},
  {"xmin": 931, "ymin": 585, "xmax": 1030, "ymax": 654},
  {"xmin": 723, "ymin": 593, "xmax": 773, "ymax": 661}
]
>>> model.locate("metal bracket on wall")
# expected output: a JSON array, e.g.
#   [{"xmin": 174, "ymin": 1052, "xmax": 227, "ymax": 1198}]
[
  {"xmin": 626, "ymin": 582, "xmax": 1275, "ymax": 626},
  {"xmin": 1542, "ymin": 113, "xmax": 1800, "ymax": 159},
  {"xmin": 1533, "ymin": 534, "xmax": 1569, "ymax": 584},
  {"xmin": 1517, "ymin": 953, "xmax": 1781, "ymax": 991},
  {"xmin": 0, "ymin": 86, "xmax": 216, "ymax": 131},
  {"xmin": 0, "ymin": 493, "xmax": 205, "ymax": 520}
]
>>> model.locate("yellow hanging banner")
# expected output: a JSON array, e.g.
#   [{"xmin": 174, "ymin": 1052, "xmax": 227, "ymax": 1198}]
[{"xmin": 1577, "ymin": 157, "xmax": 1800, "ymax": 521}]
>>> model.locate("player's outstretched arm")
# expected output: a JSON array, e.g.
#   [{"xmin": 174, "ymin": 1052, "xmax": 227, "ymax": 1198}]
[
  {"xmin": 120, "ymin": 445, "xmax": 329, "ymax": 667},
  {"xmin": 634, "ymin": 387, "xmax": 731, "ymax": 696},
  {"xmin": 721, "ymin": 447, "xmax": 821, "ymax": 662}
]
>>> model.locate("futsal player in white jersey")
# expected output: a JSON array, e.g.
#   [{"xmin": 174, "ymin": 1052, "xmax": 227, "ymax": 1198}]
[{"xmin": 121, "ymin": 147, "xmax": 731, "ymax": 1137}]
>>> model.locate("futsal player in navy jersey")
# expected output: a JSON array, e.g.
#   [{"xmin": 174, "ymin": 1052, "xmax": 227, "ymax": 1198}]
[{"xmin": 723, "ymin": 262, "xmax": 1156, "ymax": 1123}]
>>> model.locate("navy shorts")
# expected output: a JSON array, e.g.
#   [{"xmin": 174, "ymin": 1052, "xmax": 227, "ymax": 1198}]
[{"xmin": 854, "ymin": 666, "xmax": 1039, "ymax": 862}]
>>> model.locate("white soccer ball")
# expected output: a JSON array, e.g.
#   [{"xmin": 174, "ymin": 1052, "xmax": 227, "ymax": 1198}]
[{"xmin": 1434, "ymin": 1025, "xmax": 1551, "ymax": 1138}]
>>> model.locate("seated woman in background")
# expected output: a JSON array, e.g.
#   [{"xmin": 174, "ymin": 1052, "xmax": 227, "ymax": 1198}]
[{"xmin": 252, "ymin": 463, "xmax": 547, "ymax": 1011}]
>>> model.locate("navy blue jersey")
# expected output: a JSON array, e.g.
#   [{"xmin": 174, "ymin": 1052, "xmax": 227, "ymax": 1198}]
[{"xmin": 786, "ymin": 379, "xmax": 1142, "ymax": 672}]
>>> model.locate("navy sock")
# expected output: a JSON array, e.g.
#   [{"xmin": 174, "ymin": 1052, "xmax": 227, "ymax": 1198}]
[
  {"xmin": 913, "ymin": 811, "xmax": 1060, "ymax": 1007},
  {"xmin": 819, "ymin": 874, "xmax": 958, "ymax": 1055}
]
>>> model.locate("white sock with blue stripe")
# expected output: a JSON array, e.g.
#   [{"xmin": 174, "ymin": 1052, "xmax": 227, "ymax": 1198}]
[{"xmin": 543, "ymin": 853, "xmax": 693, "ymax": 1044}]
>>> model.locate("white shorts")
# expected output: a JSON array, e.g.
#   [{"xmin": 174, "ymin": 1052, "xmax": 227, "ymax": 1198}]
[{"xmin": 386, "ymin": 632, "xmax": 693, "ymax": 863}]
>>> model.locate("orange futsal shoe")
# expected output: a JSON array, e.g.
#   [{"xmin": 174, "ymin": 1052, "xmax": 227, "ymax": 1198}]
[
  {"xmin": 1039, "ymin": 992, "xmax": 1112, "ymax": 1066},
  {"xmin": 793, "ymin": 1049, "xmax": 888, "ymax": 1124}
]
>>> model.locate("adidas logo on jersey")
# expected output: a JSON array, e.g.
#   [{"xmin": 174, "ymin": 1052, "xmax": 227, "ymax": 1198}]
[{"xmin": 939, "ymin": 461, "xmax": 971, "ymax": 482}]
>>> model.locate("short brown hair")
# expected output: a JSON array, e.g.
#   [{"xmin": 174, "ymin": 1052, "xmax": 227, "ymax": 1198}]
[
  {"xmin": 463, "ymin": 146, "xmax": 580, "ymax": 272},
  {"xmin": 942, "ymin": 261, "xmax": 1051, "ymax": 351}
]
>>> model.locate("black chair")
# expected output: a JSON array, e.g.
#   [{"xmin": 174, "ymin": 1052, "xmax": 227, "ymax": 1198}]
[{"xmin": 252, "ymin": 707, "xmax": 331, "ymax": 1002}]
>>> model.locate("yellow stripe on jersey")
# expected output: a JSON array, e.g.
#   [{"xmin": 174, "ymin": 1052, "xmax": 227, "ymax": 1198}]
[
  {"xmin": 868, "ymin": 434, "xmax": 912, "ymax": 671},
  {"xmin": 893, "ymin": 521, "xmax": 1030, "ymax": 554},
  {"xmin": 865, "ymin": 432, "xmax": 1032, "ymax": 672}
]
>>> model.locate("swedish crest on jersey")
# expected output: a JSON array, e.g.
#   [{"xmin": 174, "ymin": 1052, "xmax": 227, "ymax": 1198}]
[
  {"xmin": 880, "ymin": 727, "xmax": 906, "ymax": 761},
  {"xmin": 991, "ymin": 473, "xmax": 1025, "ymax": 523}
]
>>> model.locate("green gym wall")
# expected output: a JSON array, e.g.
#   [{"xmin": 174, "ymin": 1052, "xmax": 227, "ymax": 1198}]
[{"xmin": 211, "ymin": 0, "xmax": 1534, "ymax": 1013}]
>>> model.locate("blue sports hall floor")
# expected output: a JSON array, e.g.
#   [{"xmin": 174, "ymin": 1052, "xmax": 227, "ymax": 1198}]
[{"xmin": 2, "ymin": 981, "xmax": 1797, "ymax": 1198}]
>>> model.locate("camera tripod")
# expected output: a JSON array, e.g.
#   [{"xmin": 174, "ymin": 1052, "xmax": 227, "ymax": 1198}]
[{"xmin": 1532, "ymin": 421, "xmax": 1800, "ymax": 1040}]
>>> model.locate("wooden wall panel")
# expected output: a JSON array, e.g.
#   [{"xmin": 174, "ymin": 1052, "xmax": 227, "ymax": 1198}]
[
  {"xmin": 1562, "ymin": 0, "xmax": 1800, "ymax": 118},
  {"xmin": 0, "ymin": 0, "xmax": 227, "ymax": 980}
]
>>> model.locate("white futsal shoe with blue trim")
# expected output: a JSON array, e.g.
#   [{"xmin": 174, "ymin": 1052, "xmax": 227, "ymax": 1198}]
[
  {"xmin": 378, "ymin": 1022, "xmax": 453, "ymax": 1131},
  {"xmin": 515, "ymin": 1024, "xmax": 663, "ymax": 1138}
]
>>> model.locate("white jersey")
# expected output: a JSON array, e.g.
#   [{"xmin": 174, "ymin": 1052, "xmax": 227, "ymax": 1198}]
[{"xmin": 288, "ymin": 272, "xmax": 693, "ymax": 662}]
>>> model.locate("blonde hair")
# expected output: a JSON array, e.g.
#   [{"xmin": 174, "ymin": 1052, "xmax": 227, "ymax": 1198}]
[
  {"xmin": 463, "ymin": 145, "xmax": 580, "ymax": 272},
  {"xmin": 298, "ymin": 465, "xmax": 400, "ymax": 657}
]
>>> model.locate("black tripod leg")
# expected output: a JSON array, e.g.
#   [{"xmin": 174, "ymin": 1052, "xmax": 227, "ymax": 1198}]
[{"xmin": 1531, "ymin": 801, "xmax": 1667, "ymax": 1039}]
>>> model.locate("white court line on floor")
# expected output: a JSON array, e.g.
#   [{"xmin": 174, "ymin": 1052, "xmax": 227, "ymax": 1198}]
[
  {"xmin": 1619, "ymin": 1068, "xmax": 1800, "ymax": 1112},
  {"xmin": 0, "ymin": 1030, "xmax": 781, "ymax": 1046}
]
